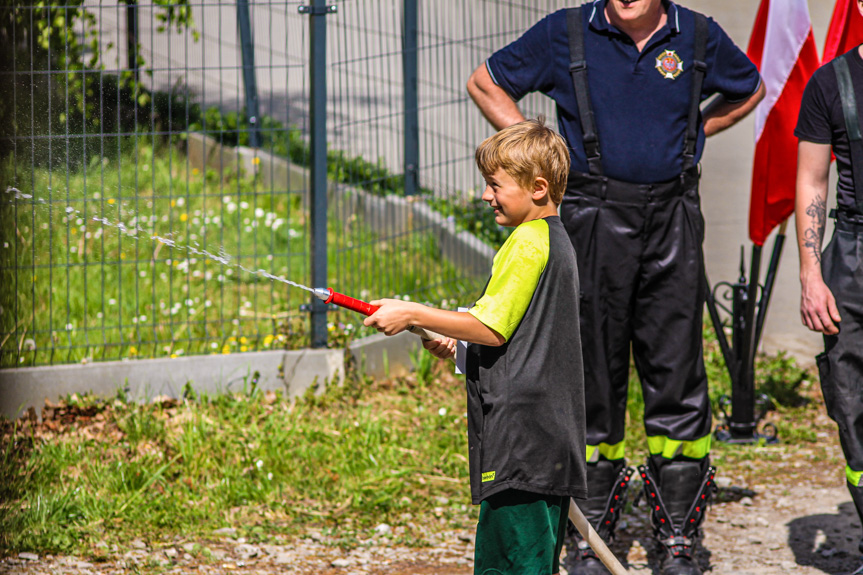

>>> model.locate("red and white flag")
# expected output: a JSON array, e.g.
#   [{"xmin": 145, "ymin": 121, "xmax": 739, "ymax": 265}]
[
  {"xmin": 747, "ymin": 0, "xmax": 820, "ymax": 246},
  {"xmin": 824, "ymin": 0, "xmax": 863, "ymax": 63}
]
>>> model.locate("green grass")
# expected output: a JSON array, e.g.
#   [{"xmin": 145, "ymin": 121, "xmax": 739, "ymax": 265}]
[
  {"xmin": 0, "ymin": 140, "xmax": 480, "ymax": 367},
  {"xmin": 0, "ymin": 361, "xmax": 474, "ymax": 555}
]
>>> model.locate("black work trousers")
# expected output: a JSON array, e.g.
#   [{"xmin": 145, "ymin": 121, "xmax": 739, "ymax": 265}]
[
  {"xmin": 560, "ymin": 168, "xmax": 712, "ymax": 450},
  {"xmin": 818, "ymin": 216, "xmax": 863, "ymax": 478}
]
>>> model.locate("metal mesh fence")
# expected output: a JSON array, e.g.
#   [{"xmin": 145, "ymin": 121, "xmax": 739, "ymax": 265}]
[{"xmin": 0, "ymin": 0, "xmax": 575, "ymax": 367}]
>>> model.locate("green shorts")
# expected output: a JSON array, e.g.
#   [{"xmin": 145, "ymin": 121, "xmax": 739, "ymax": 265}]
[{"xmin": 474, "ymin": 489, "xmax": 570, "ymax": 575}]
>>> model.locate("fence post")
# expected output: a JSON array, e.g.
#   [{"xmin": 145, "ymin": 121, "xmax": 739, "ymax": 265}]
[
  {"xmin": 402, "ymin": 0, "xmax": 419, "ymax": 196},
  {"xmin": 126, "ymin": 0, "xmax": 139, "ymax": 82},
  {"xmin": 300, "ymin": 0, "xmax": 336, "ymax": 348},
  {"xmin": 237, "ymin": 0, "xmax": 261, "ymax": 148}
]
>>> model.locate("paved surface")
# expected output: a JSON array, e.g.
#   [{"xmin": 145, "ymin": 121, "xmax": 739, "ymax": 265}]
[{"xmin": 96, "ymin": 0, "xmax": 838, "ymax": 364}]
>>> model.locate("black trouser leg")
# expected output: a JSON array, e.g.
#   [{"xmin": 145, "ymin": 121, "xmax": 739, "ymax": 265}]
[
  {"xmin": 561, "ymin": 190, "xmax": 640, "ymax": 450},
  {"xmin": 820, "ymin": 225, "xmax": 863, "ymax": 556},
  {"xmin": 632, "ymin": 187, "xmax": 712, "ymax": 445}
]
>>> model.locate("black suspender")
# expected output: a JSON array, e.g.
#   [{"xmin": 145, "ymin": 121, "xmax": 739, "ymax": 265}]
[
  {"xmin": 566, "ymin": 8, "xmax": 709, "ymax": 176},
  {"xmin": 683, "ymin": 13, "xmax": 708, "ymax": 171},
  {"xmin": 567, "ymin": 8, "xmax": 602, "ymax": 176},
  {"xmin": 833, "ymin": 54, "xmax": 863, "ymax": 213}
]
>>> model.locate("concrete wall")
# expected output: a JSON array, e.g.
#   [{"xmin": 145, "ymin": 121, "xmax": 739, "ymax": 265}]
[{"xmin": 0, "ymin": 331, "xmax": 422, "ymax": 420}]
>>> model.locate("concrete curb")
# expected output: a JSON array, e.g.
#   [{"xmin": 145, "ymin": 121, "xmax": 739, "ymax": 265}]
[{"xmin": 0, "ymin": 331, "xmax": 425, "ymax": 420}]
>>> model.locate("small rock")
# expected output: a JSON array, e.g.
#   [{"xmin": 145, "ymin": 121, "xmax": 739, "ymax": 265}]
[
  {"xmin": 130, "ymin": 539, "xmax": 148, "ymax": 549},
  {"xmin": 214, "ymin": 527, "xmax": 237, "ymax": 536},
  {"xmin": 182, "ymin": 543, "xmax": 196, "ymax": 553},
  {"xmin": 235, "ymin": 543, "xmax": 259, "ymax": 559},
  {"xmin": 374, "ymin": 523, "xmax": 392, "ymax": 536},
  {"xmin": 163, "ymin": 547, "xmax": 178, "ymax": 558},
  {"xmin": 332, "ymin": 558, "xmax": 354, "ymax": 567},
  {"xmin": 435, "ymin": 496, "xmax": 450, "ymax": 505},
  {"xmin": 18, "ymin": 553, "xmax": 38, "ymax": 562},
  {"xmin": 821, "ymin": 548, "xmax": 838, "ymax": 558},
  {"xmin": 740, "ymin": 496, "xmax": 754, "ymax": 507},
  {"xmin": 274, "ymin": 552, "xmax": 295, "ymax": 564},
  {"xmin": 715, "ymin": 476, "xmax": 732, "ymax": 488},
  {"xmin": 307, "ymin": 530, "xmax": 323, "ymax": 542},
  {"xmin": 747, "ymin": 537, "xmax": 762, "ymax": 544}
]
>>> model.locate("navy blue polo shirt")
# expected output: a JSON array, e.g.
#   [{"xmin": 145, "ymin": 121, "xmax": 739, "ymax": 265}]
[{"xmin": 486, "ymin": 0, "xmax": 761, "ymax": 184}]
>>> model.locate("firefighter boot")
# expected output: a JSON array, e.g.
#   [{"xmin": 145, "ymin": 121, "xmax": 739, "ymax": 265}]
[
  {"xmin": 849, "ymin": 481, "xmax": 863, "ymax": 556},
  {"xmin": 639, "ymin": 460, "xmax": 716, "ymax": 575},
  {"xmin": 563, "ymin": 461, "xmax": 633, "ymax": 575}
]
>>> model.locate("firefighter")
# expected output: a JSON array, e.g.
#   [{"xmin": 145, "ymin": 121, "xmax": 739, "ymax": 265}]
[
  {"xmin": 467, "ymin": 1, "xmax": 764, "ymax": 573},
  {"xmin": 795, "ymin": 6, "xmax": 863, "ymax": 571}
]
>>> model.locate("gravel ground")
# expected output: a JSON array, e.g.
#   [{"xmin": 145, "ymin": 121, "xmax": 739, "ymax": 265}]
[{"xmin": 2, "ymin": 476, "xmax": 861, "ymax": 575}]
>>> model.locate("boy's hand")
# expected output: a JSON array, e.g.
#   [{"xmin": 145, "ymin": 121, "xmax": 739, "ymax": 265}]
[
  {"xmin": 422, "ymin": 336, "xmax": 456, "ymax": 360},
  {"xmin": 364, "ymin": 299, "xmax": 420, "ymax": 336}
]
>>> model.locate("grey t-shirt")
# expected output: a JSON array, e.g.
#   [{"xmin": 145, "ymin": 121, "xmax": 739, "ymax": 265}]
[{"xmin": 465, "ymin": 216, "xmax": 587, "ymax": 504}]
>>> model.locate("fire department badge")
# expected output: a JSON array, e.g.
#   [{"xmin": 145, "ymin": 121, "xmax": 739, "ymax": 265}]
[{"xmin": 655, "ymin": 49, "xmax": 684, "ymax": 79}]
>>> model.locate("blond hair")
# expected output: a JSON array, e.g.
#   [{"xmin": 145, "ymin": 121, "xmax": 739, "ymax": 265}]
[{"xmin": 475, "ymin": 116, "xmax": 571, "ymax": 204}]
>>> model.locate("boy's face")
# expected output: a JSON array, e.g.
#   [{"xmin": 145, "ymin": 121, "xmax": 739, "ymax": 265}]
[{"xmin": 481, "ymin": 168, "xmax": 536, "ymax": 227}]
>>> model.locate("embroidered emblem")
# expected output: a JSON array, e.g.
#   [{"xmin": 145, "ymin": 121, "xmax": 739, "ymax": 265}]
[
  {"xmin": 655, "ymin": 49, "xmax": 684, "ymax": 79},
  {"xmin": 481, "ymin": 471, "xmax": 496, "ymax": 482}
]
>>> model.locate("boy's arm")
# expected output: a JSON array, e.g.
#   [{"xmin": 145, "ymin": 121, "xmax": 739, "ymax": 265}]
[{"xmin": 363, "ymin": 299, "xmax": 506, "ymax": 347}]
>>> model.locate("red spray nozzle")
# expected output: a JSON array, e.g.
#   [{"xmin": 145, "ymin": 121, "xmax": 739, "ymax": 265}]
[{"xmin": 321, "ymin": 288, "xmax": 380, "ymax": 317}]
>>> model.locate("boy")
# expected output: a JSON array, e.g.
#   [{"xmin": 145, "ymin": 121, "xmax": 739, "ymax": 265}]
[{"xmin": 364, "ymin": 118, "xmax": 587, "ymax": 575}]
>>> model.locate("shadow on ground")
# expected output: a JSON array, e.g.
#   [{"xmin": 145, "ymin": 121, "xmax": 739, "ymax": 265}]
[{"xmin": 788, "ymin": 501, "xmax": 862, "ymax": 574}]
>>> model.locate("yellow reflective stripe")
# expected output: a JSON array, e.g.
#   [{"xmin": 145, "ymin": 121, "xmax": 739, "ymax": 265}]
[
  {"xmin": 586, "ymin": 441, "xmax": 626, "ymax": 463},
  {"xmin": 647, "ymin": 434, "xmax": 712, "ymax": 460},
  {"xmin": 846, "ymin": 466, "xmax": 863, "ymax": 487}
]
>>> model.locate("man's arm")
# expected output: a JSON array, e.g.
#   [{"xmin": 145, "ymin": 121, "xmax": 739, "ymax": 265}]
[
  {"xmin": 702, "ymin": 82, "xmax": 766, "ymax": 137},
  {"xmin": 467, "ymin": 63, "xmax": 526, "ymax": 131},
  {"xmin": 795, "ymin": 139, "xmax": 841, "ymax": 335}
]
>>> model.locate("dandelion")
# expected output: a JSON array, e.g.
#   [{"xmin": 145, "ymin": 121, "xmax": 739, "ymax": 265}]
[
  {"xmin": 180, "ymin": 213, "xmax": 188, "ymax": 222},
  {"xmin": 129, "ymin": 346, "xmax": 138, "ymax": 356},
  {"xmin": 252, "ymin": 156, "xmax": 260, "ymax": 166},
  {"xmin": 108, "ymin": 198, "xmax": 115, "ymax": 205},
  {"xmin": 192, "ymin": 168, "xmax": 200, "ymax": 176},
  {"xmin": 263, "ymin": 334, "xmax": 274, "ymax": 347}
]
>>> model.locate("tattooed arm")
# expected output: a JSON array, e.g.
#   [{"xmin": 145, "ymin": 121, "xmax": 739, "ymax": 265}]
[{"xmin": 795, "ymin": 140, "xmax": 841, "ymax": 335}]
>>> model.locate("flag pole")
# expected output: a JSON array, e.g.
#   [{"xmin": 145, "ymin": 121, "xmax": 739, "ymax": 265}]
[{"xmin": 754, "ymin": 218, "xmax": 788, "ymax": 346}]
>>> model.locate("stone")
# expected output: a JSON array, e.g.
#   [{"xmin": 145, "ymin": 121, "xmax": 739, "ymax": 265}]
[{"xmin": 18, "ymin": 553, "xmax": 38, "ymax": 562}]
